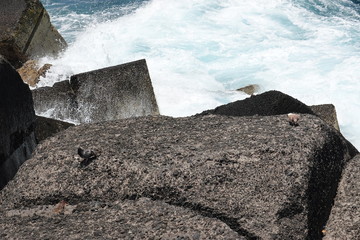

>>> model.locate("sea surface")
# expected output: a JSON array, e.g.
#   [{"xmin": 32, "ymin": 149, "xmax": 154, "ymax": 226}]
[{"xmin": 39, "ymin": 0, "xmax": 360, "ymax": 149}]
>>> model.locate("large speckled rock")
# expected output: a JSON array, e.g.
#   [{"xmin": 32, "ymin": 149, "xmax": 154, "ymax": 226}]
[
  {"xmin": 199, "ymin": 90, "xmax": 342, "ymax": 135},
  {"xmin": 324, "ymin": 154, "xmax": 360, "ymax": 239},
  {"xmin": 32, "ymin": 59, "xmax": 160, "ymax": 123},
  {"xmin": 0, "ymin": 56, "xmax": 36, "ymax": 190},
  {"xmin": 35, "ymin": 116, "xmax": 74, "ymax": 143},
  {"xmin": 310, "ymin": 104, "xmax": 340, "ymax": 131},
  {"xmin": 0, "ymin": 113, "xmax": 357, "ymax": 239},
  {"xmin": 0, "ymin": 0, "xmax": 67, "ymax": 68},
  {"xmin": 0, "ymin": 197, "xmax": 243, "ymax": 240}
]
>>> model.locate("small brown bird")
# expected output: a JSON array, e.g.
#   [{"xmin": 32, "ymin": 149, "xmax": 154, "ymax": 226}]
[
  {"xmin": 53, "ymin": 200, "xmax": 67, "ymax": 214},
  {"xmin": 288, "ymin": 113, "xmax": 300, "ymax": 126}
]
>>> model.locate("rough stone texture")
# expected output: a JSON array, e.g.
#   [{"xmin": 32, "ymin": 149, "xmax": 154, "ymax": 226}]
[
  {"xmin": 199, "ymin": 90, "xmax": 315, "ymax": 117},
  {"xmin": 0, "ymin": 56, "xmax": 36, "ymax": 190},
  {"xmin": 310, "ymin": 104, "xmax": 340, "ymax": 131},
  {"xmin": 32, "ymin": 59, "xmax": 160, "ymax": 123},
  {"xmin": 17, "ymin": 59, "xmax": 52, "ymax": 87},
  {"xmin": 0, "ymin": 197, "xmax": 242, "ymax": 240},
  {"xmin": 32, "ymin": 80, "xmax": 77, "ymax": 121},
  {"xmin": 236, "ymin": 84, "xmax": 260, "ymax": 95},
  {"xmin": 35, "ymin": 116, "xmax": 74, "ymax": 143},
  {"xmin": 324, "ymin": 154, "xmax": 360, "ymax": 239},
  {"xmin": 0, "ymin": 114, "xmax": 357, "ymax": 239},
  {"xmin": 0, "ymin": 0, "xmax": 67, "ymax": 68},
  {"xmin": 198, "ymin": 91, "xmax": 345, "ymax": 141}
]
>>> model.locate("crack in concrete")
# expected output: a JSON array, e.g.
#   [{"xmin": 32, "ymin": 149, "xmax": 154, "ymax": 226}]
[{"xmin": 124, "ymin": 189, "xmax": 260, "ymax": 240}]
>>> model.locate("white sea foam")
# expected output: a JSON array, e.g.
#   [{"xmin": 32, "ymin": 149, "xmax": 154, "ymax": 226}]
[{"xmin": 39, "ymin": 0, "xmax": 360, "ymax": 149}]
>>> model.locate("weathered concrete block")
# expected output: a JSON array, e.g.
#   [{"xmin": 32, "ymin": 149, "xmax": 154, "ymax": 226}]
[
  {"xmin": 0, "ymin": 113, "xmax": 357, "ymax": 239},
  {"xmin": 0, "ymin": 56, "xmax": 36, "ymax": 190},
  {"xmin": 198, "ymin": 90, "xmax": 315, "ymax": 117},
  {"xmin": 0, "ymin": 197, "xmax": 242, "ymax": 239},
  {"xmin": 324, "ymin": 154, "xmax": 360, "ymax": 239},
  {"xmin": 0, "ymin": 0, "xmax": 67, "ymax": 68},
  {"xmin": 199, "ymin": 91, "xmax": 343, "ymax": 133},
  {"xmin": 32, "ymin": 80, "xmax": 77, "ymax": 121},
  {"xmin": 32, "ymin": 59, "xmax": 160, "ymax": 123},
  {"xmin": 310, "ymin": 104, "xmax": 340, "ymax": 131},
  {"xmin": 35, "ymin": 116, "xmax": 74, "ymax": 143}
]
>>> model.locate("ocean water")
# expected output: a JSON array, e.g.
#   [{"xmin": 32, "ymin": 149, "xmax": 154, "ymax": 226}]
[{"xmin": 39, "ymin": 0, "xmax": 360, "ymax": 149}]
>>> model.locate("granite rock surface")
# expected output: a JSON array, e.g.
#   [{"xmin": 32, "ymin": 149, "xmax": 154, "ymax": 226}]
[
  {"xmin": 324, "ymin": 154, "xmax": 360, "ymax": 239},
  {"xmin": 0, "ymin": 114, "xmax": 357, "ymax": 239}
]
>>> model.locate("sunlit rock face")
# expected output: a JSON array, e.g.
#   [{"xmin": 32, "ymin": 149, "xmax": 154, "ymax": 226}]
[{"xmin": 0, "ymin": 0, "xmax": 67, "ymax": 68}]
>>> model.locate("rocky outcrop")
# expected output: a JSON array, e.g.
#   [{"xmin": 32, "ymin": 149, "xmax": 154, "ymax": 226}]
[
  {"xmin": 35, "ymin": 116, "xmax": 74, "ymax": 143},
  {"xmin": 310, "ymin": 104, "xmax": 340, "ymax": 131},
  {"xmin": 32, "ymin": 59, "xmax": 160, "ymax": 123},
  {"xmin": 0, "ymin": 56, "xmax": 36, "ymax": 190},
  {"xmin": 17, "ymin": 60, "xmax": 52, "ymax": 87},
  {"xmin": 324, "ymin": 154, "xmax": 360, "ymax": 239},
  {"xmin": 199, "ymin": 90, "xmax": 315, "ymax": 117},
  {"xmin": 0, "ymin": 113, "xmax": 357, "ymax": 239},
  {"xmin": 0, "ymin": 0, "xmax": 67, "ymax": 68},
  {"xmin": 199, "ymin": 91, "xmax": 342, "ymax": 133}
]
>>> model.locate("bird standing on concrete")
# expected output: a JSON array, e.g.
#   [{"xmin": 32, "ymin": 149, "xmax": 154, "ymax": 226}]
[
  {"xmin": 78, "ymin": 147, "xmax": 97, "ymax": 167},
  {"xmin": 288, "ymin": 113, "xmax": 300, "ymax": 126}
]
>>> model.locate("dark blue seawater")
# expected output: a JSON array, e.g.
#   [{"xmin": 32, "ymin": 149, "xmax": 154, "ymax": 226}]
[
  {"xmin": 41, "ymin": 0, "xmax": 149, "ymax": 42},
  {"xmin": 42, "ymin": 0, "xmax": 147, "ymax": 15},
  {"xmin": 292, "ymin": 0, "xmax": 360, "ymax": 19}
]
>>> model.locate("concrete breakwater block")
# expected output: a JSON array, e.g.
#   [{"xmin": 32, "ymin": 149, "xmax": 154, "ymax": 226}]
[
  {"xmin": 199, "ymin": 90, "xmax": 316, "ymax": 117},
  {"xmin": 0, "ymin": 0, "xmax": 67, "ymax": 68},
  {"xmin": 32, "ymin": 59, "xmax": 160, "ymax": 123},
  {"xmin": 199, "ymin": 90, "xmax": 342, "ymax": 132},
  {"xmin": 310, "ymin": 104, "xmax": 340, "ymax": 131},
  {"xmin": 324, "ymin": 154, "xmax": 360, "ymax": 239},
  {"xmin": 35, "ymin": 116, "xmax": 74, "ymax": 143},
  {"xmin": 0, "ymin": 56, "xmax": 36, "ymax": 190},
  {"xmin": 0, "ymin": 114, "xmax": 357, "ymax": 239}
]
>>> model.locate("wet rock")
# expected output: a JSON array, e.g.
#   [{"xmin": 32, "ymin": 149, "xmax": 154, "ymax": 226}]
[
  {"xmin": 17, "ymin": 60, "xmax": 52, "ymax": 87},
  {"xmin": 0, "ymin": 0, "xmax": 67, "ymax": 68},
  {"xmin": 324, "ymin": 154, "xmax": 360, "ymax": 239},
  {"xmin": 0, "ymin": 113, "xmax": 357, "ymax": 239},
  {"xmin": 198, "ymin": 90, "xmax": 315, "ymax": 117},
  {"xmin": 32, "ymin": 80, "xmax": 77, "ymax": 120},
  {"xmin": 35, "ymin": 116, "xmax": 74, "ymax": 143},
  {"xmin": 32, "ymin": 59, "xmax": 160, "ymax": 123},
  {"xmin": 0, "ymin": 56, "xmax": 36, "ymax": 190},
  {"xmin": 310, "ymin": 104, "xmax": 340, "ymax": 131}
]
